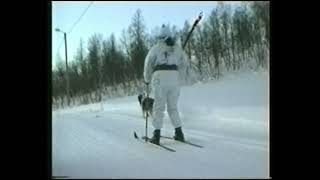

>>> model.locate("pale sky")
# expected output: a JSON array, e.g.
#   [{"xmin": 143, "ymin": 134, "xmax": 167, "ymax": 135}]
[{"xmin": 52, "ymin": 1, "xmax": 241, "ymax": 70}]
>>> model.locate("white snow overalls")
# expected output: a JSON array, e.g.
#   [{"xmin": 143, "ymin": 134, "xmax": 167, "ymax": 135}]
[{"xmin": 144, "ymin": 42, "xmax": 188, "ymax": 130}]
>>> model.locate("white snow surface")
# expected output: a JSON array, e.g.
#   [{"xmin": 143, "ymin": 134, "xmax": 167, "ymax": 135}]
[{"xmin": 52, "ymin": 71, "xmax": 269, "ymax": 179}]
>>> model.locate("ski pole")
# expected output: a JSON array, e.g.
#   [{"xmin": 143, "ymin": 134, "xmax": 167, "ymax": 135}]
[{"xmin": 145, "ymin": 82, "xmax": 149, "ymax": 142}]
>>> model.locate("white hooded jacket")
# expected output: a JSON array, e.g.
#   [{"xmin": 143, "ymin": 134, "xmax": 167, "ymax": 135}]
[{"xmin": 143, "ymin": 41, "xmax": 189, "ymax": 87}]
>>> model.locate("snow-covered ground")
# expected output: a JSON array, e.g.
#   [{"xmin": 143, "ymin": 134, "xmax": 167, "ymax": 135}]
[{"xmin": 52, "ymin": 70, "xmax": 269, "ymax": 179}]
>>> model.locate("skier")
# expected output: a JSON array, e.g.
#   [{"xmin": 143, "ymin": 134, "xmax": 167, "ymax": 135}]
[{"xmin": 143, "ymin": 24, "xmax": 189, "ymax": 145}]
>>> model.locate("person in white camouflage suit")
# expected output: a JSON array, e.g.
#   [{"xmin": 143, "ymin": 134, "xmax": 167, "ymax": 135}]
[{"xmin": 143, "ymin": 24, "xmax": 189, "ymax": 145}]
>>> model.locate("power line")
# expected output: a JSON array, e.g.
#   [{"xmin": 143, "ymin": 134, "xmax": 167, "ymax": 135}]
[
  {"xmin": 54, "ymin": 1, "xmax": 93, "ymax": 63},
  {"xmin": 67, "ymin": 1, "xmax": 94, "ymax": 34}
]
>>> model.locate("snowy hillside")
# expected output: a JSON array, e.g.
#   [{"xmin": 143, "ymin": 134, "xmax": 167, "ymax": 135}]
[{"xmin": 52, "ymin": 71, "xmax": 269, "ymax": 179}]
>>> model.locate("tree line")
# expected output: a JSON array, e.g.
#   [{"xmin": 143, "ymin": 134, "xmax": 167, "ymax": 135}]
[{"xmin": 52, "ymin": 2, "xmax": 269, "ymax": 109}]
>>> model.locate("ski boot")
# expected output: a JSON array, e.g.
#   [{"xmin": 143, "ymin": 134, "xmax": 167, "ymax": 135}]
[
  {"xmin": 174, "ymin": 127, "xmax": 185, "ymax": 142},
  {"xmin": 150, "ymin": 129, "xmax": 160, "ymax": 145}
]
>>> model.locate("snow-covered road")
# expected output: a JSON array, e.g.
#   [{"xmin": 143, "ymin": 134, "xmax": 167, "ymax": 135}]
[{"xmin": 52, "ymin": 71, "xmax": 269, "ymax": 178}]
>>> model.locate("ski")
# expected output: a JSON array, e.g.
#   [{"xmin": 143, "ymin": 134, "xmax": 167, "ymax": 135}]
[
  {"xmin": 134, "ymin": 132, "xmax": 176, "ymax": 152},
  {"xmin": 160, "ymin": 135, "xmax": 203, "ymax": 148}
]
